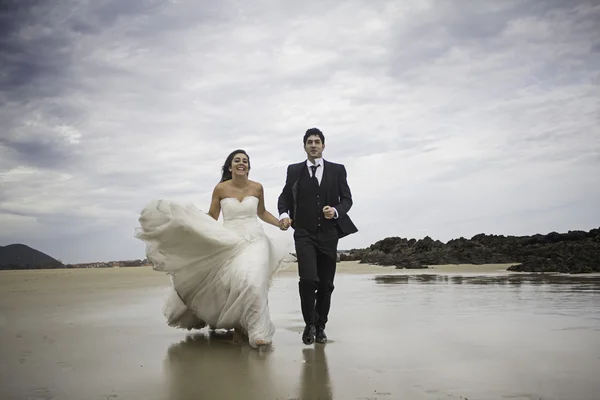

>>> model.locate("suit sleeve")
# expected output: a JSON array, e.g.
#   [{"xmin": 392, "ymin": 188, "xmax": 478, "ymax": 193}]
[
  {"xmin": 277, "ymin": 165, "xmax": 294, "ymax": 217},
  {"xmin": 333, "ymin": 164, "xmax": 353, "ymax": 217}
]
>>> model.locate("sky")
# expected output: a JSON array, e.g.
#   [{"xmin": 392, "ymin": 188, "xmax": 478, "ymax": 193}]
[{"xmin": 1, "ymin": 0, "xmax": 599, "ymax": 264}]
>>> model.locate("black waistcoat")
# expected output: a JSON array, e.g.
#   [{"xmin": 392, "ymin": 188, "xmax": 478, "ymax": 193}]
[{"xmin": 294, "ymin": 167, "xmax": 335, "ymax": 232}]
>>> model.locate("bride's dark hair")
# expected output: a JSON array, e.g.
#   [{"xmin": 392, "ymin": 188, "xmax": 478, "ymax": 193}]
[{"xmin": 221, "ymin": 149, "xmax": 251, "ymax": 182}]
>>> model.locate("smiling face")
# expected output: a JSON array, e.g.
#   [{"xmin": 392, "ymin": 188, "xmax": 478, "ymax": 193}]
[
  {"xmin": 230, "ymin": 152, "xmax": 250, "ymax": 177},
  {"xmin": 304, "ymin": 134, "xmax": 325, "ymax": 160}
]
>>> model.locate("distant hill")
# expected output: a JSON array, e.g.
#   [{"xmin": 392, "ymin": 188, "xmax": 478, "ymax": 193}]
[{"xmin": 0, "ymin": 244, "xmax": 64, "ymax": 270}]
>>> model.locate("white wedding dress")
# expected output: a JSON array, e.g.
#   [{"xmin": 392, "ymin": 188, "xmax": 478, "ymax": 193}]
[{"xmin": 134, "ymin": 195, "xmax": 294, "ymax": 348}]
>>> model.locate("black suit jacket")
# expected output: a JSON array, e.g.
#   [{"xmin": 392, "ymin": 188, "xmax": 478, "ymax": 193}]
[{"xmin": 277, "ymin": 160, "xmax": 358, "ymax": 239}]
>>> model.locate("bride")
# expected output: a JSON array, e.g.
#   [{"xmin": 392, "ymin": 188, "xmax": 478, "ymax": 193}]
[{"xmin": 134, "ymin": 149, "xmax": 293, "ymax": 348}]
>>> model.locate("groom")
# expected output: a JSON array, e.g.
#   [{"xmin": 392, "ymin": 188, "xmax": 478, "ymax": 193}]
[{"xmin": 278, "ymin": 128, "xmax": 358, "ymax": 344}]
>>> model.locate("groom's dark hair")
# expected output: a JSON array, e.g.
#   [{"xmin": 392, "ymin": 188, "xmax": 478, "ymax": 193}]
[{"xmin": 303, "ymin": 128, "xmax": 325, "ymax": 145}]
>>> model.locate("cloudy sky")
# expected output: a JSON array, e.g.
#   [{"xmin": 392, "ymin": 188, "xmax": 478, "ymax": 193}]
[{"xmin": 1, "ymin": 0, "xmax": 599, "ymax": 264}]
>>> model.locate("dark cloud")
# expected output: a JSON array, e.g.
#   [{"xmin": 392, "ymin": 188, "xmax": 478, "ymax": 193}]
[
  {"xmin": 61, "ymin": 0, "xmax": 237, "ymax": 41},
  {"xmin": 433, "ymin": 0, "xmax": 578, "ymax": 41},
  {"xmin": 0, "ymin": 0, "xmax": 38, "ymax": 39},
  {"xmin": 83, "ymin": 0, "xmax": 163, "ymax": 27},
  {"xmin": 60, "ymin": 0, "xmax": 165, "ymax": 37},
  {"xmin": 0, "ymin": 1, "xmax": 89, "ymax": 173},
  {"xmin": 388, "ymin": 0, "xmax": 598, "ymax": 78},
  {"xmin": 0, "ymin": 135, "xmax": 80, "ymax": 170},
  {"xmin": 0, "ymin": 1, "xmax": 75, "ymax": 99}
]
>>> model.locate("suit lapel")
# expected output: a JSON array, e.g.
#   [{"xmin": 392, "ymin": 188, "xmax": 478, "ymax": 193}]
[
  {"xmin": 319, "ymin": 160, "xmax": 328, "ymax": 188},
  {"xmin": 323, "ymin": 160, "xmax": 335, "ymax": 187},
  {"xmin": 291, "ymin": 162, "xmax": 305, "ymax": 218},
  {"xmin": 292, "ymin": 162, "xmax": 305, "ymax": 197}
]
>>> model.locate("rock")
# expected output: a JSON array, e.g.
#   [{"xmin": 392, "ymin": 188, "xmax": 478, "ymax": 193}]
[
  {"xmin": 345, "ymin": 227, "xmax": 600, "ymax": 274},
  {"xmin": 339, "ymin": 253, "xmax": 355, "ymax": 262}
]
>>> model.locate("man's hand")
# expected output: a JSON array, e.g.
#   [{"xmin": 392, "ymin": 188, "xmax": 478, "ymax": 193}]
[
  {"xmin": 323, "ymin": 206, "xmax": 336, "ymax": 220},
  {"xmin": 279, "ymin": 218, "xmax": 292, "ymax": 230}
]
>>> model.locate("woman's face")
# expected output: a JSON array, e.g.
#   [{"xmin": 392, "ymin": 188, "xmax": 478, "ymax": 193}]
[{"xmin": 230, "ymin": 153, "xmax": 250, "ymax": 177}]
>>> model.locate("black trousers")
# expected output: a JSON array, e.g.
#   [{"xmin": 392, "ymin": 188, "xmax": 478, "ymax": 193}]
[{"xmin": 293, "ymin": 226, "xmax": 339, "ymax": 328}]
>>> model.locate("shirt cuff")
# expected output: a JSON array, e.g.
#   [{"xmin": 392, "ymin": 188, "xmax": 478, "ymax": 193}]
[
  {"xmin": 333, "ymin": 208, "xmax": 339, "ymax": 219},
  {"xmin": 279, "ymin": 213, "xmax": 290, "ymax": 220}
]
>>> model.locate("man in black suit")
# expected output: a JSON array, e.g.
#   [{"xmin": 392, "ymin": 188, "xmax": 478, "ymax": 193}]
[{"xmin": 278, "ymin": 128, "xmax": 358, "ymax": 345}]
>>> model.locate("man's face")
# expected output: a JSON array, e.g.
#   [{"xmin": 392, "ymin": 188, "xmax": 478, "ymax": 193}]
[{"xmin": 304, "ymin": 135, "xmax": 324, "ymax": 159}]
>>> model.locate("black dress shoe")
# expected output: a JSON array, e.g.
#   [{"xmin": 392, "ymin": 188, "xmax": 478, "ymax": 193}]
[
  {"xmin": 315, "ymin": 326, "xmax": 327, "ymax": 343},
  {"xmin": 302, "ymin": 324, "xmax": 316, "ymax": 344}
]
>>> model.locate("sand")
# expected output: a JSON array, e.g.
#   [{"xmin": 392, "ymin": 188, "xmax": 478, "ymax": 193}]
[
  {"xmin": 280, "ymin": 260, "xmax": 519, "ymax": 275},
  {"xmin": 1, "ymin": 263, "xmax": 598, "ymax": 400},
  {"xmin": 0, "ymin": 261, "xmax": 518, "ymax": 294}
]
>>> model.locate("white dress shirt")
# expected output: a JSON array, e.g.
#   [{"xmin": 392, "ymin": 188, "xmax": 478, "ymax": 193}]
[
  {"xmin": 308, "ymin": 157, "xmax": 324, "ymax": 185},
  {"xmin": 279, "ymin": 158, "xmax": 338, "ymax": 220}
]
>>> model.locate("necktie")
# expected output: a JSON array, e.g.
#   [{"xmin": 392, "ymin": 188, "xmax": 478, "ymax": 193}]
[{"xmin": 310, "ymin": 165, "xmax": 319, "ymax": 179}]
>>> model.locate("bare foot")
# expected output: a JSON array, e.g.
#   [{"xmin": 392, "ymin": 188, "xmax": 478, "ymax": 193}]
[{"xmin": 254, "ymin": 339, "xmax": 271, "ymax": 347}]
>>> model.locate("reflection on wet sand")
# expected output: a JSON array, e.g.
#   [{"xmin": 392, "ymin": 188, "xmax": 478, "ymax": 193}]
[
  {"xmin": 164, "ymin": 331, "xmax": 277, "ymax": 400},
  {"xmin": 374, "ymin": 273, "xmax": 600, "ymax": 289},
  {"xmin": 164, "ymin": 330, "xmax": 334, "ymax": 400},
  {"xmin": 298, "ymin": 345, "xmax": 333, "ymax": 400}
]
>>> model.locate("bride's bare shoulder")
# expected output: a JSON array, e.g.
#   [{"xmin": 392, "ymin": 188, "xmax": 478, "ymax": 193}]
[
  {"xmin": 248, "ymin": 180, "xmax": 263, "ymax": 191},
  {"xmin": 212, "ymin": 181, "xmax": 229, "ymax": 196}
]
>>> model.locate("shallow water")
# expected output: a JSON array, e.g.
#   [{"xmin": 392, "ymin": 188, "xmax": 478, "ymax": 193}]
[{"xmin": 0, "ymin": 271, "xmax": 599, "ymax": 399}]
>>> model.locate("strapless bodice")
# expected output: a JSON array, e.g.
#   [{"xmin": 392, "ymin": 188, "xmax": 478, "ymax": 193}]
[
  {"xmin": 220, "ymin": 196, "xmax": 264, "ymax": 240},
  {"xmin": 220, "ymin": 196, "xmax": 259, "ymax": 221}
]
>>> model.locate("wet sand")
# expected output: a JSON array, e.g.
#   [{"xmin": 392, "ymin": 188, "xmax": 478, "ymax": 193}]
[
  {"xmin": 1, "ymin": 263, "xmax": 599, "ymax": 399},
  {"xmin": 279, "ymin": 260, "xmax": 521, "ymax": 275}
]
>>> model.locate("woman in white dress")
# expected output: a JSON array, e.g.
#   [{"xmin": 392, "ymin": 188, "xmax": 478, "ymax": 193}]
[{"xmin": 134, "ymin": 149, "xmax": 293, "ymax": 348}]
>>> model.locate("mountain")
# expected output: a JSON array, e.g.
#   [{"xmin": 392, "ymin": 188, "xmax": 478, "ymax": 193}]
[
  {"xmin": 340, "ymin": 227, "xmax": 600, "ymax": 274},
  {"xmin": 0, "ymin": 244, "xmax": 64, "ymax": 270}
]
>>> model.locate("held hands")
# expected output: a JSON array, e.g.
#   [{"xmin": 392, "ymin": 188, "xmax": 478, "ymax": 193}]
[
  {"xmin": 279, "ymin": 218, "xmax": 292, "ymax": 230},
  {"xmin": 323, "ymin": 206, "xmax": 335, "ymax": 220}
]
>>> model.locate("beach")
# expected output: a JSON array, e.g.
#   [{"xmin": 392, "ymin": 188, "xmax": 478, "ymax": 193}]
[{"xmin": 1, "ymin": 262, "xmax": 599, "ymax": 400}]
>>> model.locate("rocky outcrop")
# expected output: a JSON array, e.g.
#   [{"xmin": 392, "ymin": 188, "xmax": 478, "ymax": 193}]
[{"xmin": 340, "ymin": 227, "xmax": 600, "ymax": 274}]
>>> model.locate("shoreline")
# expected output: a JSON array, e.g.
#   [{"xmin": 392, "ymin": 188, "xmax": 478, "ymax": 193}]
[
  {"xmin": 278, "ymin": 260, "xmax": 520, "ymax": 275},
  {"xmin": 2, "ymin": 260, "xmax": 598, "ymax": 279}
]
